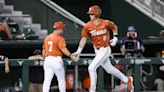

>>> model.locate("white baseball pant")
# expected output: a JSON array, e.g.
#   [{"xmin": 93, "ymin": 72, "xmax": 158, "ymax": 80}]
[
  {"xmin": 43, "ymin": 56, "xmax": 66, "ymax": 92},
  {"xmin": 88, "ymin": 46, "xmax": 128, "ymax": 92}
]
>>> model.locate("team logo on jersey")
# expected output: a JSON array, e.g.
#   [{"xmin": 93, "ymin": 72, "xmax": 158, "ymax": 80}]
[{"xmin": 90, "ymin": 29, "xmax": 107, "ymax": 36}]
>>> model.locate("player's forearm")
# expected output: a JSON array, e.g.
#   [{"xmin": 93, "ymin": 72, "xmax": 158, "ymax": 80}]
[
  {"xmin": 75, "ymin": 37, "xmax": 87, "ymax": 54},
  {"xmin": 79, "ymin": 37, "xmax": 87, "ymax": 49},
  {"xmin": 112, "ymin": 26, "xmax": 118, "ymax": 36},
  {"xmin": 61, "ymin": 47, "xmax": 71, "ymax": 57}
]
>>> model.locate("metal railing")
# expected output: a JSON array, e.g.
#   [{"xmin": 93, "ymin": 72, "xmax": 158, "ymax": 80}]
[
  {"xmin": 40, "ymin": 0, "xmax": 86, "ymax": 27},
  {"xmin": 0, "ymin": 58, "xmax": 163, "ymax": 92}
]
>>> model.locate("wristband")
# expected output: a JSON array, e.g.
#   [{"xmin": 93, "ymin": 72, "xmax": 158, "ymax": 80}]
[
  {"xmin": 76, "ymin": 47, "xmax": 83, "ymax": 55},
  {"xmin": 113, "ymin": 32, "xmax": 118, "ymax": 37},
  {"xmin": 113, "ymin": 32, "xmax": 118, "ymax": 36},
  {"xmin": 114, "ymin": 34, "xmax": 118, "ymax": 37}
]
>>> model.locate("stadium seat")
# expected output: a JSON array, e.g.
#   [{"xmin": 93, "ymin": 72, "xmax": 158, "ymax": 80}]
[{"xmin": 22, "ymin": 27, "xmax": 38, "ymax": 40}]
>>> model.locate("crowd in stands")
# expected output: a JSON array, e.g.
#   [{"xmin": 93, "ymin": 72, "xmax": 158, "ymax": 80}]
[
  {"xmin": 0, "ymin": 16, "xmax": 39, "ymax": 40},
  {"xmin": 0, "ymin": 17, "xmax": 12, "ymax": 40},
  {"xmin": 138, "ymin": 0, "xmax": 164, "ymax": 18},
  {"xmin": 28, "ymin": 49, "xmax": 44, "ymax": 92}
]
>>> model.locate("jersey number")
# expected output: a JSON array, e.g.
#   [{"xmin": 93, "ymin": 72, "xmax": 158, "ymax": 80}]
[{"xmin": 48, "ymin": 41, "xmax": 53, "ymax": 52}]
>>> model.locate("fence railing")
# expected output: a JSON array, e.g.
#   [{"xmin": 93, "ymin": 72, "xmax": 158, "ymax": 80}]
[{"xmin": 0, "ymin": 58, "xmax": 163, "ymax": 92}]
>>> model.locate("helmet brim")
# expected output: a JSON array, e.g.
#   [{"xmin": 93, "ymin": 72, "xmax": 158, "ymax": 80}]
[{"xmin": 87, "ymin": 11, "xmax": 95, "ymax": 15}]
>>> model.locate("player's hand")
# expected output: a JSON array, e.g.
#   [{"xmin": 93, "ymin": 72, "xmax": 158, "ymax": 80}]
[
  {"xmin": 72, "ymin": 52, "xmax": 80, "ymax": 57},
  {"xmin": 70, "ymin": 54, "xmax": 79, "ymax": 62}
]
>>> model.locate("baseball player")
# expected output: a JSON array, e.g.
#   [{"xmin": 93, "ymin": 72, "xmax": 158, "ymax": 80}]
[
  {"xmin": 73, "ymin": 5, "xmax": 134, "ymax": 92},
  {"xmin": 42, "ymin": 21, "xmax": 77, "ymax": 92},
  {"xmin": 0, "ymin": 55, "xmax": 10, "ymax": 73}
]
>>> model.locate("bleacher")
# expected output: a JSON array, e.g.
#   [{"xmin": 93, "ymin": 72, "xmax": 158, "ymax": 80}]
[{"xmin": 0, "ymin": 0, "xmax": 47, "ymax": 40}]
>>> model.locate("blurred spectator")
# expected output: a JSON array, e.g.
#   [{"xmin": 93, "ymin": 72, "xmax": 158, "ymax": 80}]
[
  {"xmin": 66, "ymin": 69, "xmax": 74, "ymax": 91},
  {"xmin": 119, "ymin": 25, "xmax": 145, "ymax": 91},
  {"xmin": 120, "ymin": 25, "xmax": 145, "ymax": 58},
  {"xmin": 0, "ymin": 55, "xmax": 10, "ymax": 73},
  {"xmin": 28, "ymin": 49, "xmax": 44, "ymax": 60},
  {"xmin": 0, "ymin": 18, "xmax": 13, "ymax": 40},
  {"xmin": 154, "ymin": 50, "xmax": 164, "ymax": 91},
  {"xmin": 148, "ymin": 29, "xmax": 164, "ymax": 40},
  {"xmin": 28, "ymin": 49, "xmax": 44, "ymax": 92}
]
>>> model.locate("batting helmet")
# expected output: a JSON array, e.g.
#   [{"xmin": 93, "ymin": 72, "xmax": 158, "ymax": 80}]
[
  {"xmin": 87, "ymin": 5, "xmax": 102, "ymax": 17},
  {"xmin": 53, "ymin": 21, "xmax": 65, "ymax": 30}
]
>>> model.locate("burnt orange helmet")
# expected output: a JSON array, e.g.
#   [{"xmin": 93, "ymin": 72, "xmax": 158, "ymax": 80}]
[
  {"xmin": 87, "ymin": 5, "xmax": 102, "ymax": 17},
  {"xmin": 53, "ymin": 21, "xmax": 65, "ymax": 30}
]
